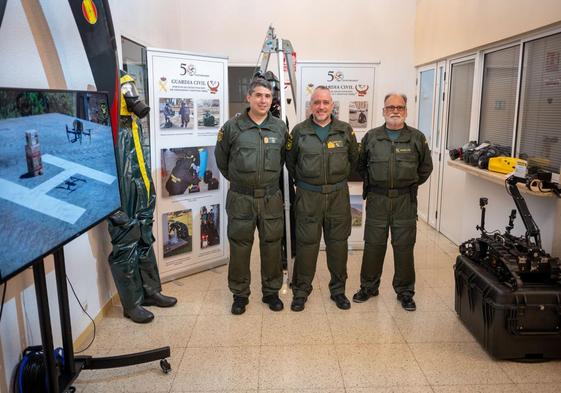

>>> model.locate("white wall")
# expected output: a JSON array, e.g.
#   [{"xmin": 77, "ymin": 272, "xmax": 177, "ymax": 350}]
[{"xmin": 415, "ymin": 0, "xmax": 561, "ymax": 65}]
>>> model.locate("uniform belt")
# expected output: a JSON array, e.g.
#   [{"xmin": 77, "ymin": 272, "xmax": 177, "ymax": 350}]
[
  {"xmin": 296, "ymin": 180, "xmax": 347, "ymax": 194},
  {"xmin": 367, "ymin": 185, "xmax": 414, "ymax": 198},
  {"xmin": 230, "ymin": 183, "xmax": 279, "ymax": 198}
]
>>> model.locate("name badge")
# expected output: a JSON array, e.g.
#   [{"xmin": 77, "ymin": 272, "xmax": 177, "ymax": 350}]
[{"xmin": 396, "ymin": 147, "xmax": 412, "ymax": 153}]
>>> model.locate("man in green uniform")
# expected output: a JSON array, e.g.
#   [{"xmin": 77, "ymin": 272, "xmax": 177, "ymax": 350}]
[
  {"xmin": 352, "ymin": 93, "xmax": 433, "ymax": 311},
  {"xmin": 286, "ymin": 86, "xmax": 358, "ymax": 311},
  {"xmin": 215, "ymin": 78, "xmax": 288, "ymax": 315}
]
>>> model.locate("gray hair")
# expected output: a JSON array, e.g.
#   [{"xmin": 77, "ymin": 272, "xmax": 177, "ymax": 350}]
[
  {"xmin": 384, "ymin": 93, "xmax": 408, "ymax": 106},
  {"xmin": 247, "ymin": 78, "xmax": 272, "ymax": 95},
  {"xmin": 311, "ymin": 85, "xmax": 332, "ymax": 100}
]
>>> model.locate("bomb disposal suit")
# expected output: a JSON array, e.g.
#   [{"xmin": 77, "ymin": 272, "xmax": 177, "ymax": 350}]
[
  {"xmin": 286, "ymin": 116, "xmax": 359, "ymax": 299},
  {"xmin": 358, "ymin": 123, "xmax": 432, "ymax": 297},
  {"xmin": 215, "ymin": 110, "xmax": 288, "ymax": 298},
  {"xmin": 107, "ymin": 73, "xmax": 162, "ymax": 315}
]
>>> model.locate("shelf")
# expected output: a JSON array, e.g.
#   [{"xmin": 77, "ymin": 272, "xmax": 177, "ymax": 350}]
[{"xmin": 447, "ymin": 159, "xmax": 552, "ymax": 198}]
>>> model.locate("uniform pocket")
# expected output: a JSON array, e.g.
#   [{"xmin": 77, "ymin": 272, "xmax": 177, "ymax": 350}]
[
  {"xmin": 264, "ymin": 145, "xmax": 281, "ymax": 172},
  {"xmin": 368, "ymin": 159, "xmax": 388, "ymax": 182},
  {"xmin": 328, "ymin": 149, "xmax": 348, "ymax": 176},
  {"xmin": 395, "ymin": 154, "xmax": 418, "ymax": 182},
  {"xmin": 299, "ymin": 153, "xmax": 321, "ymax": 178},
  {"xmin": 235, "ymin": 146, "xmax": 258, "ymax": 173}
]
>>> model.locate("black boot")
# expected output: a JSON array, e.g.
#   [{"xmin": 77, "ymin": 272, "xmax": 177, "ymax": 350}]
[
  {"xmin": 142, "ymin": 292, "xmax": 177, "ymax": 308},
  {"xmin": 123, "ymin": 305, "xmax": 154, "ymax": 323}
]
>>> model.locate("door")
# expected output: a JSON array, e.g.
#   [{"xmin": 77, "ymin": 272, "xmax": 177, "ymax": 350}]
[
  {"xmin": 416, "ymin": 66, "xmax": 436, "ymax": 223},
  {"xmin": 428, "ymin": 61, "xmax": 446, "ymax": 229}
]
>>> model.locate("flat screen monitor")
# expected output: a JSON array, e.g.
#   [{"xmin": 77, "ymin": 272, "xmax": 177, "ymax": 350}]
[{"xmin": 0, "ymin": 89, "xmax": 121, "ymax": 283}]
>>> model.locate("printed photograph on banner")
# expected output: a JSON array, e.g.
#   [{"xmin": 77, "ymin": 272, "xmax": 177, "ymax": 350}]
[
  {"xmin": 162, "ymin": 209, "xmax": 193, "ymax": 258},
  {"xmin": 159, "ymin": 98, "xmax": 194, "ymax": 131},
  {"xmin": 200, "ymin": 204, "xmax": 220, "ymax": 249},
  {"xmin": 197, "ymin": 99, "xmax": 220, "ymax": 128},
  {"xmin": 349, "ymin": 101, "xmax": 369, "ymax": 129},
  {"xmin": 350, "ymin": 194, "xmax": 363, "ymax": 226},
  {"xmin": 305, "ymin": 100, "xmax": 340, "ymax": 119},
  {"xmin": 161, "ymin": 146, "xmax": 220, "ymax": 198}
]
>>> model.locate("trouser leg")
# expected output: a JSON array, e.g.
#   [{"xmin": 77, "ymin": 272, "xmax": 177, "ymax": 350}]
[
  {"xmin": 258, "ymin": 191, "xmax": 284, "ymax": 296},
  {"xmin": 390, "ymin": 194, "xmax": 417, "ymax": 296},
  {"xmin": 107, "ymin": 211, "xmax": 144, "ymax": 310},
  {"xmin": 227, "ymin": 192, "xmax": 257, "ymax": 297},
  {"xmin": 137, "ymin": 197, "xmax": 162, "ymax": 296},
  {"xmin": 325, "ymin": 187, "xmax": 352, "ymax": 296},
  {"xmin": 292, "ymin": 189, "xmax": 322, "ymax": 298},
  {"xmin": 360, "ymin": 193, "xmax": 390, "ymax": 291}
]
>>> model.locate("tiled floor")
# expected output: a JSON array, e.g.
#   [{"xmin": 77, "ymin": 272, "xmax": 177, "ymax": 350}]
[{"xmin": 74, "ymin": 221, "xmax": 561, "ymax": 392}]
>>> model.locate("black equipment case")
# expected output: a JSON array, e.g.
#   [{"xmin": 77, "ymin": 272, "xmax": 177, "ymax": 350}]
[{"xmin": 454, "ymin": 255, "xmax": 561, "ymax": 360}]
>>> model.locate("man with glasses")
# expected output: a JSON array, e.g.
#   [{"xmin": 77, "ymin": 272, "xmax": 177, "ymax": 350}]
[
  {"xmin": 286, "ymin": 86, "xmax": 358, "ymax": 312},
  {"xmin": 352, "ymin": 93, "xmax": 432, "ymax": 311}
]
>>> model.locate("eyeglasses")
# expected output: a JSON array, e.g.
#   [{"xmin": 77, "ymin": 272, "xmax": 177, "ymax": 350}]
[{"xmin": 384, "ymin": 105, "xmax": 406, "ymax": 112}]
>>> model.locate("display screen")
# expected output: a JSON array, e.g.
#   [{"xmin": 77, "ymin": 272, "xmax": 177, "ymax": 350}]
[{"xmin": 0, "ymin": 89, "xmax": 120, "ymax": 283}]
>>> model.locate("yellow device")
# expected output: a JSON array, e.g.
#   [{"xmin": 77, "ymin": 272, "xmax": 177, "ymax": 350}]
[{"xmin": 488, "ymin": 157, "xmax": 527, "ymax": 174}]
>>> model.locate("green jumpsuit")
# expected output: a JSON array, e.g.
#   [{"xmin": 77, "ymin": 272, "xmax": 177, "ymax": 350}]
[
  {"xmin": 286, "ymin": 116, "xmax": 358, "ymax": 298},
  {"xmin": 215, "ymin": 110, "xmax": 287, "ymax": 298},
  {"xmin": 107, "ymin": 74, "xmax": 162, "ymax": 311},
  {"xmin": 358, "ymin": 124, "xmax": 433, "ymax": 296}
]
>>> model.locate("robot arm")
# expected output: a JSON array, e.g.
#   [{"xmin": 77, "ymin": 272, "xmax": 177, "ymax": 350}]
[{"xmin": 505, "ymin": 175, "xmax": 542, "ymax": 248}]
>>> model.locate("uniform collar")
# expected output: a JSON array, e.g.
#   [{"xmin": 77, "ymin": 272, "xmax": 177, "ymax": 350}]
[
  {"xmin": 300, "ymin": 115, "xmax": 347, "ymax": 135},
  {"xmin": 236, "ymin": 109, "xmax": 274, "ymax": 131},
  {"xmin": 375, "ymin": 123, "xmax": 412, "ymax": 142}
]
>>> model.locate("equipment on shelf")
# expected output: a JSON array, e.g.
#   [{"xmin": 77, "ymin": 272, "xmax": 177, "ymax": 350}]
[{"xmin": 488, "ymin": 156, "xmax": 527, "ymax": 174}]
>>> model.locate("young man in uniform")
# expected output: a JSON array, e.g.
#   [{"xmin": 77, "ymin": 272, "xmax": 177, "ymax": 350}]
[
  {"xmin": 286, "ymin": 86, "xmax": 358, "ymax": 312},
  {"xmin": 353, "ymin": 93, "xmax": 433, "ymax": 311},
  {"xmin": 215, "ymin": 78, "xmax": 288, "ymax": 315}
]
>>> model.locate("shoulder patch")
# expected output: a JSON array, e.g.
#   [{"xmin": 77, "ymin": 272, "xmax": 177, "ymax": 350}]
[
  {"xmin": 286, "ymin": 134, "xmax": 293, "ymax": 151},
  {"xmin": 217, "ymin": 128, "xmax": 224, "ymax": 142}
]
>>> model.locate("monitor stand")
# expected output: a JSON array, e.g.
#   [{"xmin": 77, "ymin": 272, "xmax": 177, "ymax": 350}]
[{"xmin": 33, "ymin": 247, "xmax": 170, "ymax": 392}]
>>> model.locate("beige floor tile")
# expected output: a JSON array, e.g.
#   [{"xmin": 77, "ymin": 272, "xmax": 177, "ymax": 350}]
[
  {"xmin": 259, "ymin": 345, "xmax": 344, "ymax": 390},
  {"xmin": 409, "ymin": 342, "xmax": 512, "ymax": 385},
  {"xmin": 416, "ymin": 268, "xmax": 455, "ymax": 288},
  {"xmin": 259, "ymin": 390, "xmax": 343, "ymax": 393},
  {"xmin": 199, "ymin": 288, "xmax": 263, "ymax": 316},
  {"xmin": 164, "ymin": 270, "xmax": 214, "ymax": 293},
  {"xmin": 327, "ymin": 311, "xmax": 404, "ymax": 344},
  {"xmin": 78, "ymin": 347, "xmax": 184, "ymax": 393},
  {"xmin": 517, "ymin": 383, "xmax": 561, "ymax": 393},
  {"xmin": 394, "ymin": 310, "xmax": 474, "ymax": 343},
  {"xmin": 336, "ymin": 343, "xmax": 428, "ymax": 388},
  {"xmin": 499, "ymin": 360, "xmax": 561, "ymax": 384},
  {"xmin": 261, "ymin": 312, "xmax": 332, "ymax": 345},
  {"xmin": 347, "ymin": 387, "xmax": 435, "ymax": 393},
  {"xmin": 92, "ymin": 313, "xmax": 196, "ymax": 350},
  {"xmin": 431, "ymin": 385, "xmax": 520, "ymax": 393},
  {"xmin": 432, "ymin": 285, "xmax": 456, "ymax": 312},
  {"xmin": 188, "ymin": 314, "xmax": 262, "ymax": 347},
  {"xmin": 172, "ymin": 346, "xmax": 260, "ymax": 391}
]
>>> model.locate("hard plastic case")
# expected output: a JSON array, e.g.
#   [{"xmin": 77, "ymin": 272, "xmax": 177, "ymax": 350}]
[{"xmin": 454, "ymin": 255, "xmax": 561, "ymax": 360}]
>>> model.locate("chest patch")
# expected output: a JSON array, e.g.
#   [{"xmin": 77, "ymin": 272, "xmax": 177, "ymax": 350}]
[
  {"xmin": 396, "ymin": 147, "xmax": 412, "ymax": 153},
  {"xmin": 327, "ymin": 140, "xmax": 345, "ymax": 149},
  {"xmin": 264, "ymin": 136, "xmax": 279, "ymax": 144}
]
